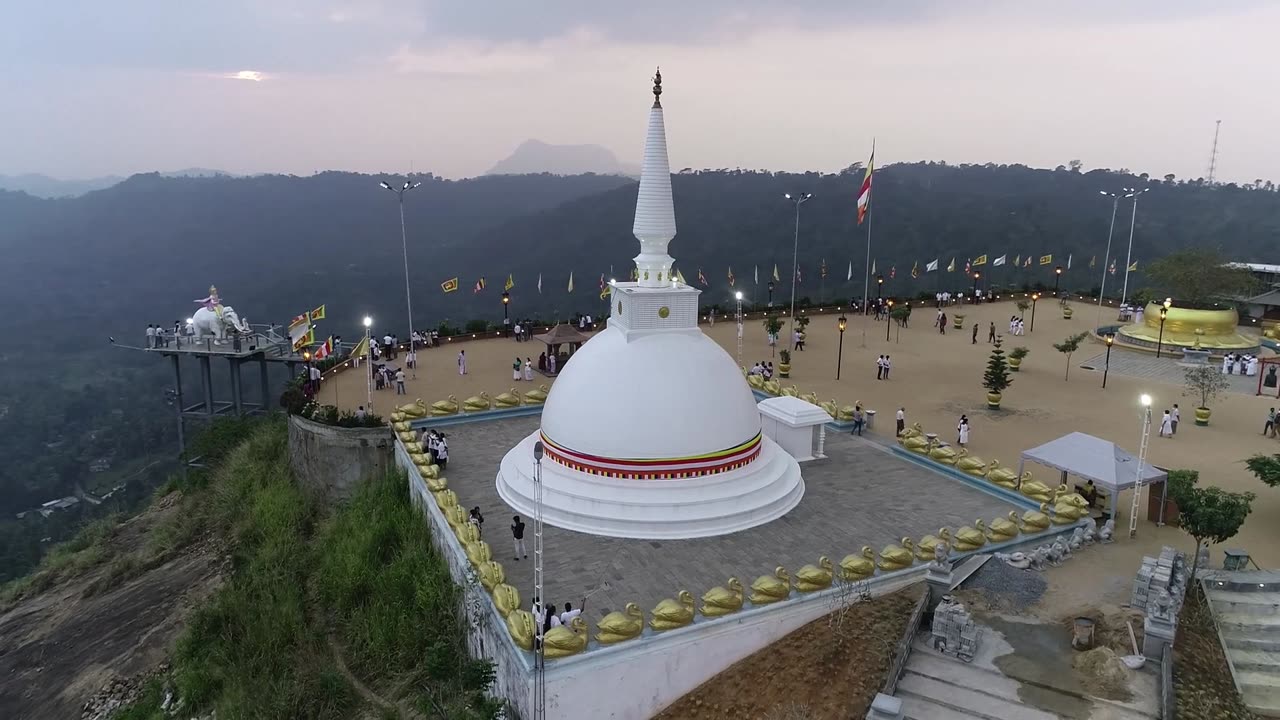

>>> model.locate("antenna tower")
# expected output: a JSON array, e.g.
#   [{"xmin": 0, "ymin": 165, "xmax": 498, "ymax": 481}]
[{"xmin": 1206, "ymin": 120, "xmax": 1221, "ymax": 185}]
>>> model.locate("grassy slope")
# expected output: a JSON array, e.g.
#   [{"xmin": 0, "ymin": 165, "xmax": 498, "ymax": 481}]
[{"xmin": 110, "ymin": 418, "xmax": 499, "ymax": 719}]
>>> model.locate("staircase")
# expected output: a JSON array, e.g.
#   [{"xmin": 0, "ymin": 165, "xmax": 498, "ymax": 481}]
[
  {"xmin": 896, "ymin": 639, "xmax": 1158, "ymax": 720},
  {"xmin": 1206, "ymin": 584, "xmax": 1280, "ymax": 717}
]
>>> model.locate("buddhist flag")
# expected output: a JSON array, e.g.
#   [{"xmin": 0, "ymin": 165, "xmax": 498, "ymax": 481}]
[
  {"xmin": 856, "ymin": 143, "xmax": 875, "ymax": 225},
  {"xmin": 313, "ymin": 336, "xmax": 334, "ymax": 360},
  {"xmin": 993, "ymin": 255, "xmax": 1007, "ymax": 267},
  {"xmin": 473, "ymin": 277, "xmax": 486, "ymax": 293},
  {"xmin": 820, "ymin": 259, "xmax": 828, "ymax": 280},
  {"xmin": 1109, "ymin": 260, "xmax": 1117, "ymax": 275},
  {"xmin": 946, "ymin": 257, "xmax": 955, "ymax": 272},
  {"xmin": 441, "ymin": 277, "xmax": 459, "ymax": 293},
  {"xmin": 964, "ymin": 259, "xmax": 971, "ymax": 275},
  {"xmin": 600, "ymin": 276, "xmax": 611, "ymax": 300},
  {"xmin": 1039, "ymin": 254, "xmax": 1053, "ymax": 266},
  {"xmin": 926, "ymin": 258, "xmax": 939, "ymax": 272},
  {"xmin": 1024, "ymin": 256, "xmax": 1032, "ymax": 268},
  {"xmin": 309, "ymin": 304, "xmax": 327, "ymax": 321},
  {"xmin": 537, "ymin": 273, "xmax": 543, "ymax": 294},
  {"xmin": 772, "ymin": 264, "xmax": 781, "ymax": 282},
  {"xmin": 1013, "ymin": 254, "xmax": 1021, "ymax": 268},
  {"xmin": 599, "ymin": 273, "xmax": 607, "ymax": 293},
  {"xmin": 504, "ymin": 274, "xmax": 515, "ymax": 291},
  {"xmin": 889, "ymin": 265, "xmax": 896, "ymax": 280},
  {"xmin": 847, "ymin": 260, "xmax": 853, "ymax": 281},
  {"xmin": 727, "ymin": 266, "xmax": 736, "ymax": 286},
  {"xmin": 1128, "ymin": 261, "xmax": 1139, "ymax": 272},
  {"xmin": 911, "ymin": 261, "xmax": 919, "ymax": 278},
  {"xmin": 349, "ymin": 336, "xmax": 369, "ymax": 359},
  {"xmin": 1090, "ymin": 256, "xmax": 1097, "ymax": 269},
  {"xmin": 973, "ymin": 254, "xmax": 988, "ymax": 266},
  {"xmin": 567, "ymin": 272, "xmax": 574, "ymax": 293}
]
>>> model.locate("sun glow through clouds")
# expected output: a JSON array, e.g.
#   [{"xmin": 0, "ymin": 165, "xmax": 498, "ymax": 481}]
[{"xmin": 227, "ymin": 70, "xmax": 265, "ymax": 82}]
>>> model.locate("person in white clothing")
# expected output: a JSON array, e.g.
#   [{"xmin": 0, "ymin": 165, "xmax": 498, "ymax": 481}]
[
  {"xmin": 1159, "ymin": 410, "xmax": 1173, "ymax": 437},
  {"xmin": 513, "ymin": 357, "xmax": 523, "ymax": 381},
  {"xmin": 956, "ymin": 415, "xmax": 970, "ymax": 446},
  {"xmin": 458, "ymin": 350, "xmax": 467, "ymax": 375},
  {"xmin": 523, "ymin": 358, "xmax": 534, "ymax": 381},
  {"xmin": 559, "ymin": 602, "xmax": 582, "ymax": 625}
]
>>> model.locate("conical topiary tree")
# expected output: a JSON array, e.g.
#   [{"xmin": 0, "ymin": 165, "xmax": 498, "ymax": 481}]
[{"xmin": 983, "ymin": 336, "xmax": 1012, "ymax": 408}]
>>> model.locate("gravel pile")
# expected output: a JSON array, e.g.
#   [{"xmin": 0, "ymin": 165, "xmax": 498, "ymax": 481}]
[
  {"xmin": 956, "ymin": 557, "xmax": 1047, "ymax": 611},
  {"xmin": 81, "ymin": 663, "xmax": 170, "ymax": 720}
]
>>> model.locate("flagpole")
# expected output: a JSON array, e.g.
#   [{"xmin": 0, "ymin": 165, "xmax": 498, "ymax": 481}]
[
  {"xmin": 379, "ymin": 179, "xmax": 421, "ymax": 379},
  {"xmin": 861, "ymin": 187, "xmax": 873, "ymax": 347},
  {"xmin": 1095, "ymin": 192, "xmax": 1120, "ymax": 329},
  {"xmin": 1118, "ymin": 187, "xmax": 1148, "ymax": 309}
]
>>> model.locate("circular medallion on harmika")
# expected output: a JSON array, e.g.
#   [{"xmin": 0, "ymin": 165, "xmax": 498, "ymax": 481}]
[{"xmin": 658, "ymin": 306, "xmax": 670, "ymax": 319}]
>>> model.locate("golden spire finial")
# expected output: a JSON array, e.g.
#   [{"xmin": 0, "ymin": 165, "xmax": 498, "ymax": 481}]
[{"xmin": 652, "ymin": 66, "xmax": 662, "ymax": 107}]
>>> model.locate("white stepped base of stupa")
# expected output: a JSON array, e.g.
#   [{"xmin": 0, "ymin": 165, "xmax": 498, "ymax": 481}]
[{"xmin": 495, "ymin": 432, "xmax": 804, "ymax": 540}]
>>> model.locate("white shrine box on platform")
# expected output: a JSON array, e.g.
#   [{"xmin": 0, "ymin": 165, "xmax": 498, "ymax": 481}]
[{"xmin": 758, "ymin": 396, "xmax": 829, "ymax": 462}]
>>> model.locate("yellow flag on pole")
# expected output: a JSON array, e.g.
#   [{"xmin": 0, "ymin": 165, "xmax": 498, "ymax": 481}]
[{"xmin": 504, "ymin": 274, "xmax": 515, "ymax": 291}]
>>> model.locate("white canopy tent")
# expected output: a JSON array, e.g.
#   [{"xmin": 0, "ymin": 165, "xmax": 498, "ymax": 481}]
[{"xmin": 1018, "ymin": 431, "xmax": 1168, "ymax": 519}]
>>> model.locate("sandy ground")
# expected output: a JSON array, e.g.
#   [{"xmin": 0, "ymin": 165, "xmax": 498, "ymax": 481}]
[{"xmin": 326, "ymin": 297, "xmax": 1280, "ymax": 574}]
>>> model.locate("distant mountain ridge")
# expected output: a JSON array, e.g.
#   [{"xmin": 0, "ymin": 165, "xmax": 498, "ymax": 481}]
[
  {"xmin": 485, "ymin": 139, "xmax": 639, "ymax": 177},
  {"xmin": 0, "ymin": 168, "xmax": 234, "ymax": 198}
]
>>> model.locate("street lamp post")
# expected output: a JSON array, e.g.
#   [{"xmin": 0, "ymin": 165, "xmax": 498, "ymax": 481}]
[
  {"xmin": 1119, "ymin": 187, "xmax": 1150, "ymax": 308},
  {"xmin": 531, "ymin": 441, "xmax": 546, "ymax": 719},
  {"xmin": 836, "ymin": 314, "xmax": 847, "ymax": 380},
  {"xmin": 885, "ymin": 300, "xmax": 894, "ymax": 341},
  {"xmin": 1030, "ymin": 292, "xmax": 1040, "ymax": 333},
  {"xmin": 379, "ymin": 179, "xmax": 422, "ymax": 378},
  {"xmin": 1096, "ymin": 190, "xmax": 1122, "ymax": 329},
  {"xmin": 363, "ymin": 316, "xmax": 373, "ymax": 412},
  {"xmin": 972, "ymin": 271, "xmax": 981, "ymax": 298},
  {"xmin": 767, "ymin": 280, "xmax": 774, "ymax": 308},
  {"xmin": 784, "ymin": 192, "xmax": 813, "ymax": 341},
  {"xmin": 502, "ymin": 291, "xmax": 511, "ymax": 337},
  {"xmin": 1156, "ymin": 297, "xmax": 1172, "ymax": 358},
  {"xmin": 1102, "ymin": 332, "xmax": 1114, "ymax": 388},
  {"xmin": 876, "ymin": 275, "xmax": 884, "ymax": 303},
  {"xmin": 1054, "ymin": 266, "xmax": 1063, "ymax": 298},
  {"xmin": 735, "ymin": 291, "xmax": 744, "ymax": 365}
]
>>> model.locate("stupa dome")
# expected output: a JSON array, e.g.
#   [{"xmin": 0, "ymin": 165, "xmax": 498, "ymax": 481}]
[{"xmin": 541, "ymin": 329, "xmax": 761, "ymax": 461}]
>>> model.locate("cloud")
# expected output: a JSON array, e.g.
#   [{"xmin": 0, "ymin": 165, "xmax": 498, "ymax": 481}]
[{"xmin": 226, "ymin": 70, "xmax": 267, "ymax": 82}]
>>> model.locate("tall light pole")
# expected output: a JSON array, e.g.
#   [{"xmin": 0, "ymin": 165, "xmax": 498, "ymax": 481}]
[
  {"xmin": 972, "ymin": 271, "xmax": 981, "ymax": 298},
  {"xmin": 1119, "ymin": 187, "xmax": 1150, "ymax": 308},
  {"xmin": 380, "ymin": 179, "xmax": 422, "ymax": 378},
  {"xmin": 767, "ymin": 280, "xmax": 774, "ymax": 308},
  {"xmin": 1156, "ymin": 297, "xmax": 1172, "ymax": 358},
  {"xmin": 1102, "ymin": 332, "xmax": 1114, "ymax": 388},
  {"xmin": 1030, "ymin": 292, "xmax": 1040, "ymax": 333},
  {"xmin": 502, "ymin": 291, "xmax": 511, "ymax": 337},
  {"xmin": 532, "ymin": 441, "xmax": 546, "ymax": 720},
  {"xmin": 885, "ymin": 299, "xmax": 894, "ymax": 341},
  {"xmin": 1054, "ymin": 266, "xmax": 1063, "ymax": 299},
  {"xmin": 784, "ymin": 192, "xmax": 813, "ymax": 338},
  {"xmin": 1131, "ymin": 393, "xmax": 1154, "ymax": 539},
  {"xmin": 876, "ymin": 275, "xmax": 884, "ymax": 303},
  {"xmin": 363, "ymin": 316, "xmax": 373, "ymax": 412},
  {"xmin": 836, "ymin": 313, "xmax": 847, "ymax": 380},
  {"xmin": 1096, "ymin": 190, "xmax": 1122, "ymax": 329},
  {"xmin": 735, "ymin": 291, "xmax": 744, "ymax": 365}
]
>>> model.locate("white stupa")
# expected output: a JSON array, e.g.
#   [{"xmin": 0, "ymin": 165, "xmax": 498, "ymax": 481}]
[{"xmin": 495, "ymin": 70, "xmax": 804, "ymax": 539}]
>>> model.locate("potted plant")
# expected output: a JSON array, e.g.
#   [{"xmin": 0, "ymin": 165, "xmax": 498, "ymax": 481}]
[
  {"xmin": 762, "ymin": 314, "xmax": 783, "ymax": 353},
  {"xmin": 1183, "ymin": 364, "xmax": 1230, "ymax": 425},
  {"xmin": 778, "ymin": 349, "xmax": 792, "ymax": 378},
  {"xmin": 952, "ymin": 313, "xmax": 966, "ymax": 330},
  {"xmin": 1008, "ymin": 346, "xmax": 1029, "ymax": 371},
  {"xmin": 983, "ymin": 336, "xmax": 1012, "ymax": 408}
]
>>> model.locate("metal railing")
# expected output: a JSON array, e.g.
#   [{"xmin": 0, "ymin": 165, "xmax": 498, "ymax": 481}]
[{"xmin": 1161, "ymin": 641, "xmax": 1176, "ymax": 720}]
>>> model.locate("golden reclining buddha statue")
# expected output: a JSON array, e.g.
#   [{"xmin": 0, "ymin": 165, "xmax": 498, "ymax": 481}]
[{"xmin": 1118, "ymin": 302, "xmax": 1258, "ymax": 351}]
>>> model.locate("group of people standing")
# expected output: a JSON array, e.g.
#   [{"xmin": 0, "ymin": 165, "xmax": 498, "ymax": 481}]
[
  {"xmin": 512, "ymin": 356, "xmax": 535, "ymax": 381},
  {"xmin": 1222, "ymin": 353, "xmax": 1260, "ymax": 376},
  {"xmin": 875, "ymin": 355, "xmax": 893, "ymax": 380},
  {"xmin": 747, "ymin": 361, "xmax": 777, "ymax": 379},
  {"xmin": 1158, "ymin": 405, "xmax": 1181, "ymax": 438},
  {"xmin": 1007, "ymin": 316, "xmax": 1027, "ymax": 336},
  {"xmin": 509, "ymin": 320, "xmax": 535, "ymax": 342},
  {"xmin": 416, "ymin": 427, "xmax": 450, "ymax": 469}
]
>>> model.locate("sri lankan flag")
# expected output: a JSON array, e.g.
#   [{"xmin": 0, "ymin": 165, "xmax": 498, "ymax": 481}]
[
  {"xmin": 473, "ymin": 277, "xmax": 486, "ymax": 293},
  {"xmin": 972, "ymin": 254, "xmax": 988, "ymax": 266},
  {"xmin": 820, "ymin": 259, "xmax": 828, "ymax": 279},
  {"xmin": 292, "ymin": 328, "xmax": 315, "ymax": 352},
  {"xmin": 856, "ymin": 143, "xmax": 874, "ymax": 225},
  {"xmin": 1039, "ymin": 254, "xmax": 1053, "ymax": 266},
  {"xmin": 727, "ymin": 266, "xmax": 736, "ymax": 286},
  {"xmin": 911, "ymin": 261, "xmax": 919, "ymax": 279},
  {"xmin": 309, "ymin": 304, "xmax": 326, "ymax": 321},
  {"xmin": 441, "ymin": 277, "xmax": 459, "ymax": 293},
  {"xmin": 697, "ymin": 268, "xmax": 709, "ymax": 287}
]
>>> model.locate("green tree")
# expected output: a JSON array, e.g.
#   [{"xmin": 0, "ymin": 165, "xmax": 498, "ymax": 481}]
[
  {"xmin": 1167, "ymin": 469, "xmax": 1255, "ymax": 581},
  {"xmin": 1051, "ymin": 332, "xmax": 1089, "ymax": 380},
  {"xmin": 1245, "ymin": 453, "xmax": 1280, "ymax": 488},
  {"xmin": 1015, "ymin": 300, "xmax": 1030, "ymax": 316},
  {"xmin": 1183, "ymin": 365, "xmax": 1230, "ymax": 413},
  {"xmin": 762, "ymin": 315, "xmax": 783, "ymax": 338},
  {"xmin": 1146, "ymin": 248, "xmax": 1258, "ymax": 307},
  {"xmin": 983, "ymin": 336, "xmax": 1013, "ymax": 397}
]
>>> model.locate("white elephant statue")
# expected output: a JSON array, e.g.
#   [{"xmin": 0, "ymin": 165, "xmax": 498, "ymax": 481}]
[{"xmin": 191, "ymin": 306, "xmax": 248, "ymax": 343}]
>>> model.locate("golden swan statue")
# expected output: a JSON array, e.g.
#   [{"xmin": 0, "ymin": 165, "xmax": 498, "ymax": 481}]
[
  {"xmin": 951, "ymin": 521, "xmax": 987, "ymax": 552},
  {"xmin": 544, "ymin": 616, "xmax": 589, "ymax": 658},
  {"xmin": 701, "ymin": 577, "xmax": 744, "ymax": 617},
  {"xmin": 595, "ymin": 603, "xmax": 644, "ymax": 644},
  {"xmin": 390, "ymin": 411, "xmax": 406, "ymax": 423},
  {"xmin": 1051, "ymin": 500, "xmax": 1088, "ymax": 524},
  {"xmin": 928, "ymin": 438, "xmax": 959, "ymax": 465},
  {"xmin": 463, "ymin": 392, "xmax": 491, "ymax": 412},
  {"xmin": 430, "ymin": 395, "xmax": 460, "ymax": 416},
  {"xmin": 956, "ymin": 449, "xmax": 988, "ymax": 476},
  {"xmin": 403, "ymin": 440, "xmax": 424, "ymax": 454},
  {"xmin": 750, "ymin": 567, "xmax": 792, "ymax": 604},
  {"xmin": 408, "ymin": 451, "xmax": 432, "ymax": 467},
  {"xmin": 477, "ymin": 560, "xmax": 504, "ymax": 591},
  {"xmin": 650, "ymin": 591, "xmax": 695, "ymax": 631},
  {"xmin": 397, "ymin": 430, "xmax": 416, "ymax": 444},
  {"xmin": 903, "ymin": 431, "xmax": 931, "ymax": 454},
  {"xmin": 434, "ymin": 488, "xmax": 458, "ymax": 510},
  {"xmin": 397, "ymin": 399, "xmax": 428, "ymax": 418},
  {"xmin": 794, "ymin": 557, "xmax": 834, "ymax": 592},
  {"xmin": 464, "ymin": 540, "xmax": 492, "ymax": 568},
  {"xmin": 915, "ymin": 529, "xmax": 947, "ymax": 561},
  {"xmin": 523, "ymin": 384, "xmax": 549, "ymax": 404},
  {"xmin": 747, "ymin": 373, "xmax": 765, "ymax": 390},
  {"xmin": 986, "ymin": 512, "xmax": 1020, "ymax": 542},
  {"xmin": 418, "ymin": 463, "xmax": 440, "ymax": 480},
  {"xmin": 841, "ymin": 547, "xmax": 876, "ymax": 581},
  {"xmin": 984, "ymin": 461, "xmax": 1019, "ymax": 489},
  {"xmin": 878, "ymin": 539, "xmax": 914, "ymax": 571},
  {"xmin": 799, "ymin": 390, "xmax": 819, "ymax": 405},
  {"xmin": 781, "ymin": 385, "xmax": 800, "ymax": 397},
  {"xmin": 762, "ymin": 378, "xmax": 782, "ymax": 396},
  {"xmin": 456, "ymin": 521, "xmax": 479, "ymax": 544},
  {"xmin": 898, "ymin": 422, "xmax": 924, "ymax": 443},
  {"xmin": 820, "ymin": 398, "xmax": 839, "ymax": 419},
  {"xmin": 444, "ymin": 505, "xmax": 468, "ymax": 530},
  {"xmin": 1021, "ymin": 504, "xmax": 1052, "ymax": 532},
  {"xmin": 837, "ymin": 404, "xmax": 857, "ymax": 422},
  {"xmin": 425, "ymin": 475, "xmax": 448, "ymax": 494},
  {"xmin": 493, "ymin": 583, "xmax": 521, "ymax": 618},
  {"xmin": 1019, "ymin": 474, "xmax": 1055, "ymax": 503},
  {"xmin": 494, "ymin": 388, "xmax": 522, "ymax": 408},
  {"xmin": 506, "ymin": 609, "xmax": 536, "ymax": 651},
  {"xmin": 392, "ymin": 420, "xmax": 411, "ymax": 433},
  {"xmin": 1055, "ymin": 485, "xmax": 1090, "ymax": 509}
]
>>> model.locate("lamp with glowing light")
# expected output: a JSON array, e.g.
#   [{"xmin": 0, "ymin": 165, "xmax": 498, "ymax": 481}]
[
  {"xmin": 836, "ymin": 313, "xmax": 848, "ymax": 380},
  {"xmin": 1156, "ymin": 298, "xmax": 1172, "ymax": 358}
]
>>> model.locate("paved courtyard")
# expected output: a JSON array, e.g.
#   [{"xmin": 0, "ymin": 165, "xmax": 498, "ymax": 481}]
[
  {"xmin": 440, "ymin": 415, "xmax": 1022, "ymax": 626},
  {"xmin": 1079, "ymin": 351, "xmax": 1268, "ymax": 395}
]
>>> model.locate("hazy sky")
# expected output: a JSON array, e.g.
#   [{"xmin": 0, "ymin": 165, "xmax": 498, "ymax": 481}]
[{"xmin": 3, "ymin": 1, "xmax": 1276, "ymax": 182}]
